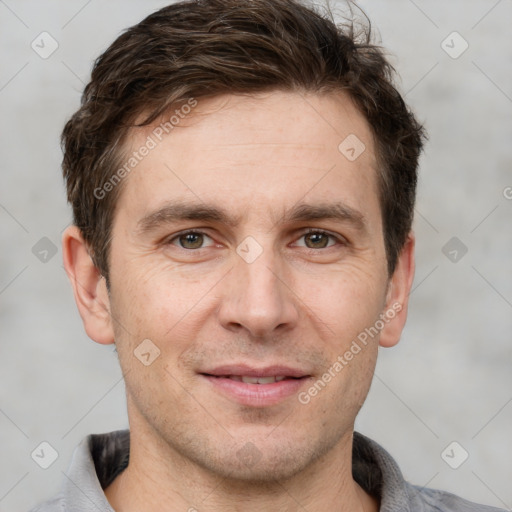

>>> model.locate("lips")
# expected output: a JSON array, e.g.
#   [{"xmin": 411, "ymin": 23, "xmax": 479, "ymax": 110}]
[{"xmin": 199, "ymin": 364, "xmax": 311, "ymax": 406}]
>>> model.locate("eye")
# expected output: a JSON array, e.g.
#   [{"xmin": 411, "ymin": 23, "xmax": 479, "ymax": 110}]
[
  {"xmin": 294, "ymin": 230, "xmax": 342, "ymax": 249},
  {"xmin": 165, "ymin": 228, "xmax": 344, "ymax": 252},
  {"xmin": 168, "ymin": 230, "xmax": 215, "ymax": 250}
]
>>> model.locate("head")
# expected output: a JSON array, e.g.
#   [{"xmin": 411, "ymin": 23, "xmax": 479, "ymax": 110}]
[{"xmin": 62, "ymin": 0, "xmax": 425, "ymax": 485}]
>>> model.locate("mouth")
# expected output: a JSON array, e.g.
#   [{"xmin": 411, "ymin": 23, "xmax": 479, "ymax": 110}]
[
  {"xmin": 208, "ymin": 375, "xmax": 294, "ymax": 384},
  {"xmin": 199, "ymin": 365, "xmax": 311, "ymax": 406}
]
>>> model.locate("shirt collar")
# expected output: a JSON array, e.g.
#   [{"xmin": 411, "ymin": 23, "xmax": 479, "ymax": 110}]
[
  {"xmin": 61, "ymin": 429, "xmax": 411, "ymax": 511},
  {"xmin": 62, "ymin": 431, "xmax": 129, "ymax": 512}
]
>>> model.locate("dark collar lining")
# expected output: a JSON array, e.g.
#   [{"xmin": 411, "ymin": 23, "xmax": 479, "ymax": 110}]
[
  {"xmin": 352, "ymin": 432, "xmax": 384, "ymax": 498},
  {"xmin": 89, "ymin": 430, "xmax": 130, "ymax": 489},
  {"xmin": 89, "ymin": 430, "xmax": 383, "ymax": 497}
]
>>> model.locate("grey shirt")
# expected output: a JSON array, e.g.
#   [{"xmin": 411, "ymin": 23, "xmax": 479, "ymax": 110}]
[{"xmin": 29, "ymin": 430, "xmax": 506, "ymax": 511}]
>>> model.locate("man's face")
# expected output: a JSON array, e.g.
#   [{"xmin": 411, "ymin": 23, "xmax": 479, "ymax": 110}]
[{"xmin": 106, "ymin": 91, "xmax": 393, "ymax": 480}]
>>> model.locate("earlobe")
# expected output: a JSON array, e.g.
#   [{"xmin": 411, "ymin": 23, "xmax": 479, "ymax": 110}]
[
  {"xmin": 379, "ymin": 233, "xmax": 415, "ymax": 348},
  {"xmin": 62, "ymin": 225, "xmax": 115, "ymax": 345}
]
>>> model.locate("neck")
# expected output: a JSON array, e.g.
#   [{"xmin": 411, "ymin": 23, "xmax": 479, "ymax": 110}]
[{"xmin": 105, "ymin": 425, "xmax": 379, "ymax": 512}]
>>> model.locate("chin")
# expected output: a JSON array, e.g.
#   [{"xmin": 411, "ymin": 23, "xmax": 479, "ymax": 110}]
[
  {"xmin": 184, "ymin": 431, "xmax": 338, "ymax": 484},
  {"xmin": 207, "ymin": 452, "xmax": 310, "ymax": 484}
]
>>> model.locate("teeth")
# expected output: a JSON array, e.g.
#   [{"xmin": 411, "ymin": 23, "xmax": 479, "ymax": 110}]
[
  {"xmin": 227, "ymin": 376, "xmax": 288, "ymax": 384},
  {"xmin": 241, "ymin": 376, "xmax": 261, "ymax": 384}
]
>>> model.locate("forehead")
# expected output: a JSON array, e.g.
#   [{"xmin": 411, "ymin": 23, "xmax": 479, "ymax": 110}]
[{"xmin": 114, "ymin": 90, "xmax": 380, "ymax": 229}]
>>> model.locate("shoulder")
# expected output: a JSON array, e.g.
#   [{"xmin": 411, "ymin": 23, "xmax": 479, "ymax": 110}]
[
  {"xmin": 27, "ymin": 494, "xmax": 66, "ymax": 512},
  {"xmin": 407, "ymin": 483, "xmax": 507, "ymax": 512},
  {"xmin": 27, "ymin": 429, "xmax": 128, "ymax": 512},
  {"xmin": 352, "ymin": 432, "xmax": 507, "ymax": 512}
]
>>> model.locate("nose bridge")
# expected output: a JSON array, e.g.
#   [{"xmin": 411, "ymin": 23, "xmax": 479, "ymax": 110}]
[
  {"xmin": 218, "ymin": 236, "xmax": 298, "ymax": 337},
  {"xmin": 242, "ymin": 247, "xmax": 280, "ymax": 305}
]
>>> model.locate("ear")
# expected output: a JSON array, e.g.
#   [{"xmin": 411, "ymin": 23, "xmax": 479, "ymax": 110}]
[
  {"xmin": 379, "ymin": 232, "xmax": 415, "ymax": 348},
  {"xmin": 62, "ymin": 225, "xmax": 115, "ymax": 345}
]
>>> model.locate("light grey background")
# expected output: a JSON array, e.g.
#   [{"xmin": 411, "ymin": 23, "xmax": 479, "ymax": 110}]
[{"xmin": 1, "ymin": 0, "xmax": 511, "ymax": 510}]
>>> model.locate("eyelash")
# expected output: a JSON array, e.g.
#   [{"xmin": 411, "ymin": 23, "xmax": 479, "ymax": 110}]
[{"xmin": 166, "ymin": 228, "xmax": 346, "ymax": 250}]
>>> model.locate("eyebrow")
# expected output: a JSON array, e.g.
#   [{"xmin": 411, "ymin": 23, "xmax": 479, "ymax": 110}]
[
  {"xmin": 136, "ymin": 199, "xmax": 367, "ymax": 235},
  {"xmin": 280, "ymin": 202, "xmax": 366, "ymax": 232},
  {"xmin": 136, "ymin": 201, "xmax": 241, "ymax": 234}
]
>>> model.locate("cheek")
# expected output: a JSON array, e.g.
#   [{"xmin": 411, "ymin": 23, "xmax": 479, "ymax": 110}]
[
  {"xmin": 109, "ymin": 258, "xmax": 217, "ymax": 357},
  {"xmin": 295, "ymin": 263, "xmax": 387, "ymax": 342}
]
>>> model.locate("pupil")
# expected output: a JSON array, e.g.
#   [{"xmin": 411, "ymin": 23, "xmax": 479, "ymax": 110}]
[
  {"xmin": 181, "ymin": 233, "xmax": 203, "ymax": 249},
  {"xmin": 306, "ymin": 233, "xmax": 328, "ymax": 248}
]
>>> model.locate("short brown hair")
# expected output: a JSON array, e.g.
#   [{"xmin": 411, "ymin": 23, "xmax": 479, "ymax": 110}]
[{"xmin": 62, "ymin": 0, "xmax": 426, "ymax": 282}]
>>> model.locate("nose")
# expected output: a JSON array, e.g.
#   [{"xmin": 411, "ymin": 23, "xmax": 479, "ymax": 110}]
[{"xmin": 217, "ymin": 244, "xmax": 299, "ymax": 339}]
